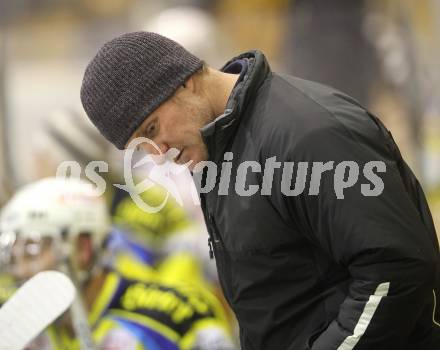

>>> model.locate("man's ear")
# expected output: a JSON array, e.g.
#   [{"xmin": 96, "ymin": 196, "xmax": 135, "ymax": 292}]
[{"xmin": 182, "ymin": 75, "xmax": 196, "ymax": 93}]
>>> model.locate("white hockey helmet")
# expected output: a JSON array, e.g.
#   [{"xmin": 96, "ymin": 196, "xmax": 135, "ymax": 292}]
[{"xmin": 0, "ymin": 177, "xmax": 110, "ymax": 254}]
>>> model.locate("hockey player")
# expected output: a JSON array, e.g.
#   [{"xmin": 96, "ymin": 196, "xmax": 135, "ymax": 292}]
[{"xmin": 0, "ymin": 177, "xmax": 235, "ymax": 350}]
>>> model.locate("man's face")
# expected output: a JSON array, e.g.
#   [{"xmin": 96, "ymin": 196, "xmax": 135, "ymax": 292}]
[
  {"xmin": 9, "ymin": 236, "xmax": 57, "ymax": 281},
  {"xmin": 127, "ymin": 85, "xmax": 212, "ymax": 171},
  {"xmin": 4, "ymin": 232, "xmax": 94, "ymax": 283}
]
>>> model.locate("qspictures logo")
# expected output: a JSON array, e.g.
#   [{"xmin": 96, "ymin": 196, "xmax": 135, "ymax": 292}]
[{"xmin": 56, "ymin": 137, "xmax": 387, "ymax": 213}]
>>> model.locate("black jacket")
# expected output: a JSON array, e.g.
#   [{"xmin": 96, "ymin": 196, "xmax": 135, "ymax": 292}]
[{"xmin": 197, "ymin": 51, "xmax": 440, "ymax": 350}]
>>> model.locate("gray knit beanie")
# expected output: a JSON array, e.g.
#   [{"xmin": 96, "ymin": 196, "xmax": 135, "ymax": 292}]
[{"xmin": 80, "ymin": 31, "xmax": 203, "ymax": 149}]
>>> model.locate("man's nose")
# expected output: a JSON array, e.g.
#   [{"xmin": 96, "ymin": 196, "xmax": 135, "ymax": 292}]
[{"xmin": 139, "ymin": 141, "xmax": 169, "ymax": 155}]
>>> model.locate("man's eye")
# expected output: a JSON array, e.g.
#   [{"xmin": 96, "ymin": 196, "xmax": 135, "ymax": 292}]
[{"xmin": 145, "ymin": 123, "xmax": 156, "ymax": 138}]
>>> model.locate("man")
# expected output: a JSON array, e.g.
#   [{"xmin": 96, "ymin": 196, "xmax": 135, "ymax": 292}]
[
  {"xmin": 0, "ymin": 177, "xmax": 234, "ymax": 349},
  {"xmin": 80, "ymin": 31, "xmax": 440, "ymax": 349}
]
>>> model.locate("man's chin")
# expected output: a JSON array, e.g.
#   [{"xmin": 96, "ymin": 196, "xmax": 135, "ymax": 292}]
[
  {"xmin": 187, "ymin": 159, "xmax": 208, "ymax": 173},
  {"xmin": 187, "ymin": 161, "xmax": 198, "ymax": 172},
  {"xmin": 175, "ymin": 147, "xmax": 209, "ymax": 171}
]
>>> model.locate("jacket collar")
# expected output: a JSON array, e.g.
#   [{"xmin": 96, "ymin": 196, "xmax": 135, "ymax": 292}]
[{"xmin": 200, "ymin": 50, "xmax": 271, "ymax": 164}]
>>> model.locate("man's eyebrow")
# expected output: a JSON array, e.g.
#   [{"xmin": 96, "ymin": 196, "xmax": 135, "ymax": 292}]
[
  {"xmin": 134, "ymin": 119, "xmax": 149, "ymax": 138},
  {"xmin": 132, "ymin": 128, "xmax": 141, "ymax": 140},
  {"xmin": 127, "ymin": 124, "xmax": 143, "ymax": 147}
]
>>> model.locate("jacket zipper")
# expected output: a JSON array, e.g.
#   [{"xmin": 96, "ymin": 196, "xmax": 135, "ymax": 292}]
[
  {"xmin": 208, "ymin": 237, "xmax": 214, "ymax": 259},
  {"xmin": 207, "ymin": 213, "xmax": 222, "ymax": 260},
  {"xmin": 207, "ymin": 213, "xmax": 238, "ymax": 324}
]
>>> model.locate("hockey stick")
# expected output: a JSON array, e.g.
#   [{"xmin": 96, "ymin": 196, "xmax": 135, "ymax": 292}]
[
  {"xmin": 0, "ymin": 270, "xmax": 76, "ymax": 350},
  {"xmin": 59, "ymin": 262, "xmax": 97, "ymax": 350}
]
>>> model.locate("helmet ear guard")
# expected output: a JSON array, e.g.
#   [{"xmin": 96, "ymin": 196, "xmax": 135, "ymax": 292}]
[{"xmin": 0, "ymin": 230, "xmax": 17, "ymax": 270}]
